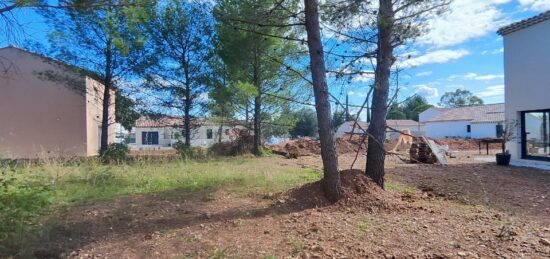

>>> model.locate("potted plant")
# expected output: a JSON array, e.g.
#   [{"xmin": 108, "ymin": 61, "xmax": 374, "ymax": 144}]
[{"xmin": 496, "ymin": 120, "xmax": 518, "ymax": 166}]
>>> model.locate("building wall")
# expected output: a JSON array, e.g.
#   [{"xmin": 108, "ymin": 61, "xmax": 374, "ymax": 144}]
[
  {"xmin": 85, "ymin": 77, "xmax": 115, "ymax": 156},
  {"xmin": 386, "ymin": 125, "xmax": 425, "ymax": 140},
  {"xmin": 503, "ymin": 19, "xmax": 550, "ymax": 164},
  {"xmin": 335, "ymin": 122, "xmax": 369, "ymax": 138},
  {"xmin": 134, "ymin": 124, "xmax": 245, "ymax": 149},
  {"xmin": 470, "ymin": 123, "xmax": 499, "ymax": 138},
  {"xmin": 425, "ymin": 121, "xmax": 471, "ymax": 138},
  {"xmin": 0, "ymin": 47, "xmax": 88, "ymax": 158},
  {"xmin": 419, "ymin": 108, "xmax": 442, "ymax": 123}
]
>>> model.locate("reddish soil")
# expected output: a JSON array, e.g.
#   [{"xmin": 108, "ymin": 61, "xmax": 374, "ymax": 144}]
[
  {"xmin": 269, "ymin": 136, "xmax": 502, "ymax": 160},
  {"xmin": 434, "ymin": 138, "xmax": 502, "ymax": 151},
  {"xmin": 15, "ymin": 155, "xmax": 550, "ymax": 259}
]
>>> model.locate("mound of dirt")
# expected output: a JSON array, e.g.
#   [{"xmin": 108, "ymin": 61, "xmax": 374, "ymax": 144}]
[
  {"xmin": 268, "ymin": 135, "xmax": 367, "ymax": 158},
  {"xmin": 277, "ymin": 170, "xmax": 398, "ymax": 212},
  {"xmin": 337, "ymin": 169, "xmax": 398, "ymax": 209},
  {"xmin": 267, "ymin": 138, "xmax": 321, "ymax": 158},
  {"xmin": 434, "ymin": 138, "xmax": 502, "ymax": 151}
]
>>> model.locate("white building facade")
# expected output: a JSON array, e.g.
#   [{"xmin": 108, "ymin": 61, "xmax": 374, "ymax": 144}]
[
  {"xmin": 335, "ymin": 120, "xmax": 425, "ymax": 139},
  {"xmin": 498, "ymin": 11, "xmax": 550, "ymax": 168},
  {"xmin": 131, "ymin": 117, "xmax": 246, "ymax": 149},
  {"xmin": 420, "ymin": 105, "xmax": 505, "ymax": 139}
]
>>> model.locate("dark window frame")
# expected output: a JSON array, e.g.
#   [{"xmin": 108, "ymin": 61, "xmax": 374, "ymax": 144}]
[
  {"xmin": 496, "ymin": 124, "xmax": 504, "ymax": 138},
  {"xmin": 141, "ymin": 131, "xmax": 159, "ymax": 145},
  {"xmin": 520, "ymin": 109, "xmax": 550, "ymax": 162},
  {"xmin": 466, "ymin": 125, "xmax": 471, "ymax": 133},
  {"xmin": 206, "ymin": 129, "xmax": 213, "ymax": 139}
]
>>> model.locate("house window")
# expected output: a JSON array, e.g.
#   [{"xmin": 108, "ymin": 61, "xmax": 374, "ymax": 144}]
[
  {"xmin": 225, "ymin": 129, "xmax": 230, "ymax": 135},
  {"xmin": 496, "ymin": 124, "xmax": 504, "ymax": 138},
  {"xmin": 142, "ymin": 131, "xmax": 159, "ymax": 145},
  {"xmin": 466, "ymin": 125, "xmax": 471, "ymax": 133},
  {"xmin": 206, "ymin": 129, "xmax": 213, "ymax": 139},
  {"xmin": 521, "ymin": 110, "xmax": 550, "ymax": 161}
]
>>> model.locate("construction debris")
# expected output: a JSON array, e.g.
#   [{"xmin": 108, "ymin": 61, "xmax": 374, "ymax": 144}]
[{"xmin": 409, "ymin": 137, "xmax": 447, "ymax": 165}]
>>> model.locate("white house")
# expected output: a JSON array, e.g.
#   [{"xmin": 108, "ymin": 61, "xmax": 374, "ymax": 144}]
[
  {"xmin": 420, "ymin": 104, "xmax": 505, "ymax": 139},
  {"xmin": 131, "ymin": 116, "xmax": 247, "ymax": 149},
  {"xmin": 335, "ymin": 120, "xmax": 425, "ymax": 139},
  {"xmin": 498, "ymin": 11, "xmax": 550, "ymax": 168},
  {"xmin": 335, "ymin": 121, "xmax": 369, "ymax": 138}
]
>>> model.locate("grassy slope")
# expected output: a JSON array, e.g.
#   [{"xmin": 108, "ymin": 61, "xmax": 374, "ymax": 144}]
[{"xmin": 0, "ymin": 156, "xmax": 320, "ymax": 249}]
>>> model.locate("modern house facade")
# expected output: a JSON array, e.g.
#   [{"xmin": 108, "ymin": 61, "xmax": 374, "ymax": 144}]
[
  {"xmin": 498, "ymin": 11, "xmax": 550, "ymax": 167},
  {"xmin": 0, "ymin": 46, "xmax": 115, "ymax": 158},
  {"xmin": 419, "ymin": 104, "xmax": 505, "ymax": 139},
  {"xmin": 132, "ymin": 116, "xmax": 246, "ymax": 149},
  {"xmin": 335, "ymin": 120, "xmax": 425, "ymax": 139}
]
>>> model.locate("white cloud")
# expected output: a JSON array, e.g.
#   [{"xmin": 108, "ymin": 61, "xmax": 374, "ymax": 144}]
[
  {"xmin": 415, "ymin": 85, "xmax": 439, "ymax": 98},
  {"xmin": 352, "ymin": 72, "xmax": 375, "ymax": 82},
  {"xmin": 518, "ymin": 0, "xmax": 550, "ymax": 11},
  {"xmin": 197, "ymin": 92, "xmax": 210, "ymax": 102},
  {"xmin": 416, "ymin": 71, "xmax": 433, "ymax": 77},
  {"xmin": 492, "ymin": 47, "xmax": 504, "ymax": 54},
  {"xmin": 347, "ymin": 91, "xmax": 369, "ymax": 98},
  {"xmin": 445, "ymin": 84, "xmax": 466, "ymax": 89},
  {"xmin": 417, "ymin": 0, "xmax": 511, "ymax": 48},
  {"xmin": 481, "ymin": 48, "xmax": 504, "ymax": 55},
  {"xmin": 453, "ymin": 73, "xmax": 504, "ymax": 81},
  {"xmin": 399, "ymin": 49, "xmax": 470, "ymax": 68},
  {"xmin": 477, "ymin": 85, "xmax": 504, "ymax": 97}
]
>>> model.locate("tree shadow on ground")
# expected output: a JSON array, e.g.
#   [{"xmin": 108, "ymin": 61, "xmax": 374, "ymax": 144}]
[{"xmin": 10, "ymin": 182, "xmax": 329, "ymax": 258}]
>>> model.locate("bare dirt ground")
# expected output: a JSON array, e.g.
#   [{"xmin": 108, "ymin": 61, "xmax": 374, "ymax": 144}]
[{"xmin": 23, "ymin": 153, "xmax": 550, "ymax": 259}]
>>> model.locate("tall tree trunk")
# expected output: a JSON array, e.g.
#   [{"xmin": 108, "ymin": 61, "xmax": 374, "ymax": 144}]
[
  {"xmin": 218, "ymin": 109, "xmax": 224, "ymax": 143},
  {"xmin": 253, "ymin": 62, "xmax": 262, "ymax": 155},
  {"xmin": 184, "ymin": 62, "xmax": 191, "ymax": 147},
  {"xmin": 304, "ymin": 0, "xmax": 341, "ymax": 202},
  {"xmin": 253, "ymin": 94, "xmax": 262, "ymax": 155},
  {"xmin": 245, "ymin": 101, "xmax": 249, "ymax": 125},
  {"xmin": 99, "ymin": 40, "xmax": 113, "ymax": 155},
  {"xmin": 366, "ymin": 0, "xmax": 394, "ymax": 188}
]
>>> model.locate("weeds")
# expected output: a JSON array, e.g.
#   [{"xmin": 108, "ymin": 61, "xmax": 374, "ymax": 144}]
[
  {"xmin": 0, "ymin": 156, "xmax": 320, "ymax": 252},
  {"xmin": 287, "ymin": 237, "xmax": 305, "ymax": 255},
  {"xmin": 358, "ymin": 219, "xmax": 369, "ymax": 235},
  {"xmin": 0, "ymin": 163, "xmax": 53, "ymax": 250},
  {"xmin": 209, "ymin": 247, "xmax": 231, "ymax": 259}
]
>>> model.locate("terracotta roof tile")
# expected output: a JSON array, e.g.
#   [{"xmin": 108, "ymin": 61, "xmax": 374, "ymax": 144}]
[
  {"xmin": 498, "ymin": 10, "xmax": 550, "ymax": 35},
  {"xmin": 425, "ymin": 104, "xmax": 505, "ymax": 124},
  {"xmin": 386, "ymin": 119, "xmax": 422, "ymax": 127}
]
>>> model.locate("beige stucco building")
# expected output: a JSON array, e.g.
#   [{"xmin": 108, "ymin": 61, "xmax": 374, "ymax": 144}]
[
  {"xmin": 131, "ymin": 117, "xmax": 247, "ymax": 149},
  {"xmin": 498, "ymin": 11, "xmax": 550, "ymax": 169},
  {"xmin": 0, "ymin": 46, "xmax": 115, "ymax": 158}
]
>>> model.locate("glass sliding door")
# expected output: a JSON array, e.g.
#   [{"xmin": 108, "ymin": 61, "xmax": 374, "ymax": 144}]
[{"xmin": 521, "ymin": 110, "xmax": 550, "ymax": 161}]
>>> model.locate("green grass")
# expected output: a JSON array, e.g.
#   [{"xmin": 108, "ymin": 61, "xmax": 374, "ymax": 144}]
[
  {"xmin": 0, "ymin": 156, "xmax": 321, "ymax": 249},
  {"xmin": 27, "ymin": 157, "xmax": 319, "ymax": 203},
  {"xmin": 358, "ymin": 217, "xmax": 370, "ymax": 235}
]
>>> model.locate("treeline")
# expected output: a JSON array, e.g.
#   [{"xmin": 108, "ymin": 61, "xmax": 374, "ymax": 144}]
[{"xmin": 2, "ymin": 0, "xmax": 452, "ymax": 200}]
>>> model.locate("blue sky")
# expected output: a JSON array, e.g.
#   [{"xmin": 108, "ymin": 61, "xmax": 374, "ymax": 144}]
[
  {"xmin": 2, "ymin": 0, "xmax": 550, "ymax": 117},
  {"xmin": 340, "ymin": 0, "xmax": 550, "ymax": 113}
]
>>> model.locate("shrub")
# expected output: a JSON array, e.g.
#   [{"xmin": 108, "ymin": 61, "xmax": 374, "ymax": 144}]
[
  {"xmin": 173, "ymin": 141, "xmax": 208, "ymax": 160},
  {"xmin": 0, "ymin": 165, "xmax": 53, "ymax": 246},
  {"xmin": 101, "ymin": 143, "xmax": 130, "ymax": 164}
]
